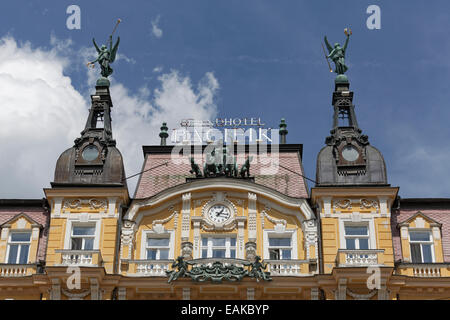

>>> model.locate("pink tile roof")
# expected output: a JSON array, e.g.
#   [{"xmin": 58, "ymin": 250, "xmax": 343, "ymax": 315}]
[
  {"xmin": 0, "ymin": 201, "xmax": 49, "ymax": 262},
  {"xmin": 391, "ymin": 200, "xmax": 450, "ymax": 263},
  {"xmin": 134, "ymin": 145, "xmax": 309, "ymax": 199}
]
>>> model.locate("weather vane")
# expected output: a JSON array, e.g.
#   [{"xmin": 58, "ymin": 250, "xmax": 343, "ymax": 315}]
[
  {"xmin": 87, "ymin": 18, "xmax": 122, "ymax": 86},
  {"xmin": 322, "ymin": 27, "xmax": 352, "ymax": 82}
]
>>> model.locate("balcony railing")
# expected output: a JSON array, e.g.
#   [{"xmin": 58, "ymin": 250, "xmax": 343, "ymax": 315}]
[
  {"xmin": 55, "ymin": 250, "xmax": 103, "ymax": 267},
  {"xmin": 336, "ymin": 249, "xmax": 384, "ymax": 267},
  {"xmin": 0, "ymin": 264, "xmax": 37, "ymax": 277},
  {"xmin": 266, "ymin": 259, "xmax": 308, "ymax": 276},
  {"xmin": 128, "ymin": 260, "xmax": 172, "ymax": 276},
  {"xmin": 127, "ymin": 258, "xmax": 310, "ymax": 277},
  {"xmin": 396, "ymin": 263, "xmax": 450, "ymax": 277}
]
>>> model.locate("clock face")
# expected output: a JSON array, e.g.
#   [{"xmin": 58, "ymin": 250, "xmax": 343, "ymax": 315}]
[
  {"xmin": 208, "ymin": 205, "xmax": 231, "ymax": 224},
  {"xmin": 341, "ymin": 145, "xmax": 359, "ymax": 162},
  {"xmin": 82, "ymin": 145, "xmax": 99, "ymax": 161}
]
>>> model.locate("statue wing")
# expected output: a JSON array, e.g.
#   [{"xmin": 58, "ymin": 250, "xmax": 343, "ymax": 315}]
[
  {"xmin": 324, "ymin": 36, "xmax": 333, "ymax": 53},
  {"xmin": 110, "ymin": 37, "xmax": 120, "ymax": 63},
  {"xmin": 92, "ymin": 38, "xmax": 101, "ymax": 53}
]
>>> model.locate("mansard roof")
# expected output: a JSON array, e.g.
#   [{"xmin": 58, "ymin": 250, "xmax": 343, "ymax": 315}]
[{"xmin": 134, "ymin": 144, "xmax": 309, "ymax": 199}]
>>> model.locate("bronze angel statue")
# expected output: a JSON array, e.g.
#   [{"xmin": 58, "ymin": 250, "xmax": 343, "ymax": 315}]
[
  {"xmin": 323, "ymin": 28, "xmax": 352, "ymax": 75},
  {"xmin": 87, "ymin": 35, "xmax": 120, "ymax": 78}
]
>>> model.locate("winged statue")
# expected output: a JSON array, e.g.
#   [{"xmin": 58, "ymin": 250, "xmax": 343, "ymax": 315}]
[
  {"xmin": 87, "ymin": 35, "xmax": 120, "ymax": 78},
  {"xmin": 323, "ymin": 28, "xmax": 351, "ymax": 75}
]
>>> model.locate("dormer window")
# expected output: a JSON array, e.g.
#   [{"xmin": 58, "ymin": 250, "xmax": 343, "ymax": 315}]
[
  {"xmin": 409, "ymin": 231, "xmax": 434, "ymax": 263},
  {"xmin": 7, "ymin": 232, "xmax": 31, "ymax": 264}
]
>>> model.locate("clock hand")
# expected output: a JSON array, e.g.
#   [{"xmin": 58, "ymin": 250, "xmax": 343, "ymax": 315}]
[{"xmin": 216, "ymin": 208, "xmax": 224, "ymax": 217}]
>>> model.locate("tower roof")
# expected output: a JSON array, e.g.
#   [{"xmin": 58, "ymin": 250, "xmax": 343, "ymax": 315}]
[
  {"xmin": 316, "ymin": 79, "xmax": 388, "ymax": 186},
  {"xmin": 52, "ymin": 85, "xmax": 127, "ymax": 187}
]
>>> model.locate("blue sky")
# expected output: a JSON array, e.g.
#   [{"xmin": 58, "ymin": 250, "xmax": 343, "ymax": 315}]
[{"xmin": 0, "ymin": 0, "xmax": 449, "ymax": 198}]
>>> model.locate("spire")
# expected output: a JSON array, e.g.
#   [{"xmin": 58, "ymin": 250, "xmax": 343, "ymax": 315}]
[
  {"xmin": 315, "ymin": 78, "xmax": 387, "ymax": 186},
  {"xmin": 81, "ymin": 85, "xmax": 114, "ymax": 144},
  {"xmin": 53, "ymin": 83, "xmax": 126, "ymax": 186},
  {"xmin": 159, "ymin": 122, "xmax": 169, "ymax": 146},
  {"xmin": 279, "ymin": 118, "xmax": 288, "ymax": 144}
]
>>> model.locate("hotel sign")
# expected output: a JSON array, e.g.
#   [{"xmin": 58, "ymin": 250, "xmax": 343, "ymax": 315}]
[
  {"xmin": 180, "ymin": 117, "xmax": 266, "ymax": 128},
  {"xmin": 172, "ymin": 118, "xmax": 276, "ymax": 144}
]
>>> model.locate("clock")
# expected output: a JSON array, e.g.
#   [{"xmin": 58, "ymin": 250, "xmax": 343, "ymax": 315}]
[
  {"xmin": 341, "ymin": 145, "xmax": 359, "ymax": 162},
  {"xmin": 207, "ymin": 205, "xmax": 231, "ymax": 224},
  {"xmin": 81, "ymin": 145, "xmax": 99, "ymax": 161}
]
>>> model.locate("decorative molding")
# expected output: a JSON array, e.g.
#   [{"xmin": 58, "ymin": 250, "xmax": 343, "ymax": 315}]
[
  {"xmin": 248, "ymin": 192, "xmax": 257, "ymax": 241},
  {"xmin": 152, "ymin": 208, "xmax": 179, "ymax": 233},
  {"xmin": 333, "ymin": 199, "xmax": 352, "ymax": 211},
  {"xmin": 346, "ymin": 289, "xmax": 377, "ymax": 300},
  {"xmin": 181, "ymin": 193, "xmax": 191, "ymax": 240},
  {"xmin": 261, "ymin": 209, "xmax": 286, "ymax": 233},
  {"xmin": 360, "ymin": 199, "xmax": 379, "ymax": 211},
  {"xmin": 120, "ymin": 220, "xmax": 135, "ymax": 260},
  {"xmin": 63, "ymin": 199, "xmax": 81, "ymax": 210},
  {"xmin": 61, "ymin": 288, "xmax": 90, "ymax": 300},
  {"xmin": 89, "ymin": 199, "xmax": 107, "ymax": 210},
  {"xmin": 124, "ymin": 178, "xmax": 316, "ymax": 222}
]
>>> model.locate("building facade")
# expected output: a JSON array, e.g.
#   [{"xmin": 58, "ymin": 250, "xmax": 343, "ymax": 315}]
[{"xmin": 0, "ymin": 75, "xmax": 449, "ymax": 300}]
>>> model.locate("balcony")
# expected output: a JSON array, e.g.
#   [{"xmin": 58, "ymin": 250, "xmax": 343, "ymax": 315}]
[
  {"xmin": 0, "ymin": 264, "xmax": 37, "ymax": 277},
  {"xmin": 266, "ymin": 259, "xmax": 309, "ymax": 276},
  {"xmin": 127, "ymin": 258, "xmax": 311, "ymax": 277},
  {"xmin": 55, "ymin": 250, "xmax": 103, "ymax": 267},
  {"xmin": 336, "ymin": 249, "xmax": 384, "ymax": 267},
  {"xmin": 127, "ymin": 259, "xmax": 172, "ymax": 276},
  {"xmin": 396, "ymin": 263, "xmax": 450, "ymax": 277}
]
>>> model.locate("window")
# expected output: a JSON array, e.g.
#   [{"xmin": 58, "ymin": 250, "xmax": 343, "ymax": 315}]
[
  {"xmin": 7, "ymin": 232, "xmax": 31, "ymax": 264},
  {"xmin": 410, "ymin": 231, "xmax": 434, "ymax": 263},
  {"xmin": 201, "ymin": 236, "xmax": 236, "ymax": 259},
  {"xmin": 146, "ymin": 237, "xmax": 170, "ymax": 260},
  {"xmin": 71, "ymin": 226, "xmax": 95, "ymax": 250},
  {"xmin": 268, "ymin": 237, "xmax": 292, "ymax": 260},
  {"xmin": 344, "ymin": 225, "xmax": 369, "ymax": 250}
]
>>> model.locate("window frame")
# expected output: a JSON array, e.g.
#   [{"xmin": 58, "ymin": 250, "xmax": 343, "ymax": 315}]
[
  {"xmin": 70, "ymin": 225, "xmax": 96, "ymax": 251},
  {"xmin": 344, "ymin": 224, "xmax": 370, "ymax": 250},
  {"xmin": 268, "ymin": 237, "xmax": 292, "ymax": 260},
  {"xmin": 263, "ymin": 229, "xmax": 298, "ymax": 260},
  {"xmin": 6, "ymin": 231, "xmax": 31, "ymax": 264},
  {"xmin": 140, "ymin": 230, "xmax": 175, "ymax": 260},
  {"xmin": 408, "ymin": 230, "xmax": 435, "ymax": 263},
  {"xmin": 200, "ymin": 235, "xmax": 237, "ymax": 259},
  {"xmin": 64, "ymin": 219, "xmax": 101, "ymax": 251},
  {"xmin": 146, "ymin": 236, "xmax": 171, "ymax": 260}
]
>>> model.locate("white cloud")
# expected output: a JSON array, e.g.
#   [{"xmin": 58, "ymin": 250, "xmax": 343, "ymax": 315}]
[
  {"xmin": 111, "ymin": 70, "xmax": 219, "ymax": 193},
  {"xmin": 153, "ymin": 66, "xmax": 163, "ymax": 73},
  {"xmin": 0, "ymin": 37, "xmax": 87, "ymax": 197},
  {"xmin": 151, "ymin": 15, "xmax": 163, "ymax": 38},
  {"xmin": 0, "ymin": 36, "xmax": 219, "ymax": 198}
]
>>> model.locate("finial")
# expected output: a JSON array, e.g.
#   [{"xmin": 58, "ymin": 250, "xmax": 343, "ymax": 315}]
[
  {"xmin": 279, "ymin": 118, "xmax": 288, "ymax": 144},
  {"xmin": 159, "ymin": 122, "xmax": 169, "ymax": 146}
]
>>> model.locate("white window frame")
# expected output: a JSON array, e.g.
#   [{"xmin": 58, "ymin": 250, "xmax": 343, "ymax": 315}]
[
  {"xmin": 343, "ymin": 224, "xmax": 370, "ymax": 250},
  {"xmin": 141, "ymin": 230, "xmax": 175, "ymax": 260},
  {"xmin": 6, "ymin": 231, "xmax": 31, "ymax": 264},
  {"xmin": 339, "ymin": 217, "xmax": 376, "ymax": 250},
  {"xmin": 70, "ymin": 225, "xmax": 96, "ymax": 250},
  {"xmin": 200, "ymin": 235, "xmax": 236, "ymax": 259},
  {"xmin": 408, "ymin": 229, "xmax": 435, "ymax": 263},
  {"xmin": 64, "ymin": 218, "xmax": 101, "ymax": 250},
  {"xmin": 263, "ymin": 229, "xmax": 298, "ymax": 260}
]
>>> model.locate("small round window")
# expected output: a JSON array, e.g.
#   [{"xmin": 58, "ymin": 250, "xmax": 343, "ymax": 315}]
[
  {"xmin": 342, "ymin": 145, "xmax": 359, "ymax": 162},
  {"xmin": 81, "ymin": 145, "xmax": 99, "ymax": 161}
]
